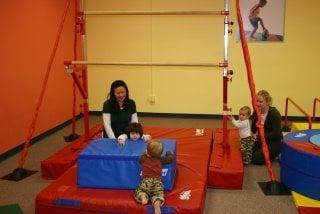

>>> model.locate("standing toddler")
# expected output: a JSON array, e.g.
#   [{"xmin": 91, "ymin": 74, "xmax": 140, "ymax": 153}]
[{"xmin": 228, "ymin": 106, "xmax": 255, "ymax": 164}]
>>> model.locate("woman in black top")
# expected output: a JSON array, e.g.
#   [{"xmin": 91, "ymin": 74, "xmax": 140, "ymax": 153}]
[
  {"xmin": 102, "ymin": 80, "xmax": 138, "ymax": 138},
  {"xmin": 251, "ymin": 90, "xmax": 283, "ymax": 164}
]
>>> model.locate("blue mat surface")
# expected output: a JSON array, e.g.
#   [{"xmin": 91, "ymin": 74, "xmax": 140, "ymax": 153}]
[
  {"xmin": 310, "ymin": 134, "xmax": 320, "ymax": 146},
  {"xmin": 284, "ymin": 129, "xmax": 320, "ymax": 143},
  {"xmin": 281, "ymin": 129, "xmax": 320, "ymax": 200}
]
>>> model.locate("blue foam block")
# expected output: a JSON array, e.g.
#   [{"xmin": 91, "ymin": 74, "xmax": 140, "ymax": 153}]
[
  {"xmin": 78, "ymin": 138, "xmax": 176, "ymax": 190},
  {"xmin": 280, "ymin": 141, "xmax": 320, "ymax": 200}
]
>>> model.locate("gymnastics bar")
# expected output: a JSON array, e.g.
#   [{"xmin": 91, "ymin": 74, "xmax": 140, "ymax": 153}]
[
  {"xmin": 283, "ymin": 97, "xmax": 313, "ymax": 130},
  {"xmin": 65, "ymin": 60, "xmax": 227, "ymax": 67},
  {"xmin": 83, "ymin": 10, "xmax": 229, "ymax": 16},
  {"xmin": 313, "ymin": 98, "xmax": 320, "ymax": 122}
]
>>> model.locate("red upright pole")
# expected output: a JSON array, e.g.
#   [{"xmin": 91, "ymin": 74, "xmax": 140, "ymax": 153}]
[
  {"xmin": 76, "ymin": 0, "xmax": 90, "ymax": 139},
  {"xmin": 71, "ymin": 0, "xmax": 79, "ymax": 134}
]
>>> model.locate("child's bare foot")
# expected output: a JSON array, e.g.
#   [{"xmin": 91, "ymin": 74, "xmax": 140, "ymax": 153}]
[
  {"xmin": 153, "ymin": 200, "xmax": 161, "ymax": 214},
  {"xmin": 140, "ymin": 193, "xmax": 148, "ymax": 205}
]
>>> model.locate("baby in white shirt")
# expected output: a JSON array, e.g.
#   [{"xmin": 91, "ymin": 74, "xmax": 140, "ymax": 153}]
[{"xmin": 228, "ymin": 106, "xmax": 255, "ymax": 165}]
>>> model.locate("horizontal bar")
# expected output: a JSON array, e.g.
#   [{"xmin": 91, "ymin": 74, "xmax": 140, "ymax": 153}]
[
  {"xmin": 68, "ymin": 61, "xmax": 225, "ymax": 67},
  {"xmin": 83, "ymin": 10, "xmax": 228, "ymax": 16}
]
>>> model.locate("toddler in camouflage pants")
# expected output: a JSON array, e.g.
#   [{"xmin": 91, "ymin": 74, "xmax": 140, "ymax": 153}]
[
  {"xmin": 228, "ymin": 106, "xmax": 255, "ymax": 164},
  {"xmin": 134, "ymin": 140, "xmax": 174, "ymax": 214}
]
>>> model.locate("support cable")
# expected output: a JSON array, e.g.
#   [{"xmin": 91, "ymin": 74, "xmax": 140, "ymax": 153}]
[{"xmin": 17, "ymin": 0, "xmax": 72, "ymax": 173}]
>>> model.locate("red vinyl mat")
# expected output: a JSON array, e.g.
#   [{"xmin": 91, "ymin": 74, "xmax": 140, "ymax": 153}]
[
  {"xmin": 207, "ymin": 128, "xmax": 244, "ymax": 189},
  {"xmin": 41, "ymin": 124, "xmax": 103, "ymax": 179},
  {"xmin": 36, "ymin": 127, "xmax": 213, "ymax": 214}
]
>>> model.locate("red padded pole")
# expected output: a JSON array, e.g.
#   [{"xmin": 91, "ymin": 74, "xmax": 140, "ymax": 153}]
[{"xmin": 236, "ymin": 0, "xmax": 276, "ymax": 181}]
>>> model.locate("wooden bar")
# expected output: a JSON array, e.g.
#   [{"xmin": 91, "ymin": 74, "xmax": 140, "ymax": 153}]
[
  {"xmin": 70, "ymin": 61, "xmax": 224, "ymax": 67},
  {"xmin": 83, "ymin": 10, "xmax": 227, "ymax": 16}
]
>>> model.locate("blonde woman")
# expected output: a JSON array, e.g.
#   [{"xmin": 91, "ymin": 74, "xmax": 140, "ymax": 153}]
[{"xmin": 251, "ymin": 90, "xmax": 283, "ymax": 164}]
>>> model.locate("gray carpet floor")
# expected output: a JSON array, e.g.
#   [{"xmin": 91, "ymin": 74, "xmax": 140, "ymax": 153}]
[{"xmin": 0, "ymin": 116, "xmax": 297, "ymax": 214}]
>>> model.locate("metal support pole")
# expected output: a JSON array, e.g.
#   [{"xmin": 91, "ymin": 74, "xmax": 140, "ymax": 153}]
[{"xmin": 222, "ymin": 0, "xmax": 230, "ymax": 150}]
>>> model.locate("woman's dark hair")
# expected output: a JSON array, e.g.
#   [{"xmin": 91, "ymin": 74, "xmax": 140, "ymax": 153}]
[
  {"xmin": 124, "ymin": 122, "xmax": 143, "ymax": 139},
  {"xmin": 107, "ymin": 80, "xmax": 130, "ymax": 111}
]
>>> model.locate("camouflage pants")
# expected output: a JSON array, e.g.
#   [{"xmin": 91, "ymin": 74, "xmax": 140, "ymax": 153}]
[
  {"xmin": 240, "ymin": 136, "xmax": 255, "ymax": 165},
  {"xmin": 134, "ymin": 177, "xmax": 164, "ymax": 205}
]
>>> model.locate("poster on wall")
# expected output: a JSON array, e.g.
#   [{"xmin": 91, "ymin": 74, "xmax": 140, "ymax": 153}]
[{"xmin": 239, "ymin": 0, "xmax": 285, "ymax": 42}]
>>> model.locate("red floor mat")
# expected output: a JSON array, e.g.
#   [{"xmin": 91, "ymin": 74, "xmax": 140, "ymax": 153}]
[
  {"xmin": 36, "ymin": 127, "xmax": 212, "ymax": 214},
  {"xmin": 298, "ymin": 206, "xmax": 320, "ymax": 214},
  {"xmin": 207, "ymin": 128, "xmax": 244, "ymax": 189},
  {"xmin": 41, "ymin": 124, "xmax": 103, "ymax": 179}
]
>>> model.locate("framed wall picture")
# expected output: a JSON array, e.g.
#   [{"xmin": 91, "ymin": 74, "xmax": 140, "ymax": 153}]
[{"xmin": 239, "ymin": 0, "xmax": 285, "ymax": 42}]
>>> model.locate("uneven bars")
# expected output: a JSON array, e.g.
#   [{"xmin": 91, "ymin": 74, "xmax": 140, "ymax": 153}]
[
  {"xmin": 83, "ymin": 10, "xmax": 229, "ymax": 16},
  {"xmin": 65, "ymin": 60, "xmax": 227, "ymax": 67}
]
